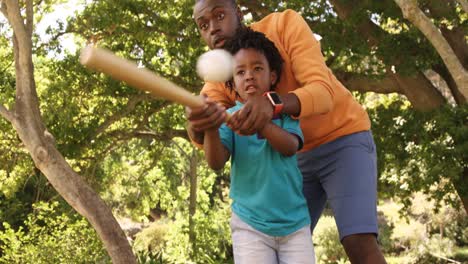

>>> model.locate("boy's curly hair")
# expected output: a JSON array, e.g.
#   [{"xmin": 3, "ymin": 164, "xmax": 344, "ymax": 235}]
[{"xmin": 224, "ymin": 27, "xmax": 284, "ymax": 94}]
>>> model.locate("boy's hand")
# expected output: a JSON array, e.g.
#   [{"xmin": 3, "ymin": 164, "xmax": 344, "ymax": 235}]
[
  {"xmin": 186, "ymin": 95, "xmax": 226, "ymax": 132},
  {"xmin": 229, "ymin": 95, "xmax": 273, "ymax": 135}
]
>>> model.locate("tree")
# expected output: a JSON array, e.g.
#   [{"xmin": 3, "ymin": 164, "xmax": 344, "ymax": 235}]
[
  {"xmin": 0, "ymin": 1, "xmax": 136, "ymax": 262},
  {"xmin": 0, "ymin": 0, "xmax": 465, "ymax": 261}
]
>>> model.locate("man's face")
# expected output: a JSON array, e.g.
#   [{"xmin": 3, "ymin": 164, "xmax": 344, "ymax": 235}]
[{"xmin": 193, "ymin": 0, "xmax": 242, "ymax": 49}]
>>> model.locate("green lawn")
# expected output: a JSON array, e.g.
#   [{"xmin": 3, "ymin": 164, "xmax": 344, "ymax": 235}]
[{"xmin": 454, "ymin": 246, "xmax": 468, "ymax": 262}]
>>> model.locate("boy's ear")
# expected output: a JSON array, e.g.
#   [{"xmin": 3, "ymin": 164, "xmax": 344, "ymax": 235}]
[{"xmin": 270, "ymin": 71, "xmax": 278, "ymax": 86}]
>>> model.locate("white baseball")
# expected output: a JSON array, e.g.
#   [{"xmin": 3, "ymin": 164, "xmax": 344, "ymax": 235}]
[{"xmin": 196, "ymin": 49, "xmax": 233, "ymax": 82}]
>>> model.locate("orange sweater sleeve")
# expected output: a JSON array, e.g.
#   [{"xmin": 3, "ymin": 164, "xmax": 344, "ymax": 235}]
[
  {"xmin": 278, "ymin": 10, "xmax": 334, "ymax": 118},
  {"xmin": 200, "ymin": 81, "xmax": 237, "ymax": 109}
]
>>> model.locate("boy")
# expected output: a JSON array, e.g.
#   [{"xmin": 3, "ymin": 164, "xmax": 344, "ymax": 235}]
[{"xmin": 203, "ymin": 28, "xmax": 315, "ymax": 264}]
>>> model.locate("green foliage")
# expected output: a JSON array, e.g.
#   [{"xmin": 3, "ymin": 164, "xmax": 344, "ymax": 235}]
[
  {"xmin": 314, "ymin": 216, "xmax": 349, "ymax": 264},
  {"xmin": 134, "ymin": 221, "xmax": 167, "ymax": 253},
  {"xmin": 379, "ymin": 194, "xmax": 467, "ymax": 263},
  {"xmin": 163, "ymin": 180, "xmax": 232, "ymax": 263},
  {"xmin": 0, "ymin": 201, "xmax": 109, "ymax": 263},
  {"xmin": 368, "ymin": 96, "xmax": 467, "ymax": 211},
  {"xmin": 377, "ymin": 211, "xmax": 395, "ymax": 254},
  {"xmin": 408, "ymin": 234, "xmax": 456, "ymax": 264},
  {"xmin": 453, "ymin": 247, "xmax": 468, "ymax": 262}
]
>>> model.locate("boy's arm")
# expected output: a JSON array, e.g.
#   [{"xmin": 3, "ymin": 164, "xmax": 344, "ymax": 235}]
[
  {"xmin": 259, "ymin": 122, "xmax": 299, "ymax": 156},
  {"xmin": 186, "ymin": 95, "xmax": 228, "ymax": 145},
  {"xmin": 203, "ymin": 129, "xmax": 230, "ymax": 170},
  {"xmin": 187, "ymin": 83, "xmax": 237, "ymax": 145}
]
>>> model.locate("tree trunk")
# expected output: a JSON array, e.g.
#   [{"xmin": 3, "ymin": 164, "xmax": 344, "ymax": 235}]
[
  {"xmin": 1, "ymin": 1, "xmax": 136, "ymax": 262},
  {"xmin": 392, "ymin": 72, "xmax": 446, "ymax": 110},
  {"xmin": 188, "ymin": 149, "xmax": 198, "ymax": 258},
  {"xmin": 456, "ymin": 0, "xmax": 468, "ymax": 13}
]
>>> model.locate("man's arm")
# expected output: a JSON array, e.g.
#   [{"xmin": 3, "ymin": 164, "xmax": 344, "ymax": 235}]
[{"xmin": 279, "ymin": 9, "xmax": 334, "ymax": 117}]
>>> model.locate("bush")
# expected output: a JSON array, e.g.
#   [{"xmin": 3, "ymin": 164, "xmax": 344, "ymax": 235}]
[
  {"xmin": 408, "ymin": 234, "xmax": 455, "ymax": 264},
  {"xmin": 313, "ymin": 216, "xmax": 349, "ymax": 264},
  {"xmin": 0, "ymin": 201, "xmax": 109, "ymax": 263},
  {"xmin": 377, "ymin": 211, "xmax": 394, "ymax": 253},
  {"xmin": 163, "ymin": 201, "xmax": 232, "ymax": 264},
  {"xmin": 379, "ymin": 193, "xmax": 467, "ymax": 263},
  {"xmin": 133, "ymin": 220, "xmax": 168, "ymax": 256}
]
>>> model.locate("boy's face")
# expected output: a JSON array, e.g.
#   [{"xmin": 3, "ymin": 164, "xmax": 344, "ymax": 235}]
[
  {"xmin": 193, "ymin": 0, "xmax": 242, "ymax": 49},
  {"xmin": 232, "ymin": 48, "xmax": 277, "ymax": 101}
]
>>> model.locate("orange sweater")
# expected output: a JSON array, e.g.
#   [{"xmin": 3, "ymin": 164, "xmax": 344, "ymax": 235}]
[{"xmin": 201, "ymin": 10, "xmax": 370, "ymax": 151}]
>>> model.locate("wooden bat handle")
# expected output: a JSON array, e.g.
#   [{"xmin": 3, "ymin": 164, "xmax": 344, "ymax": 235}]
[
  {"xmin": 80, "ymin": 46, "xmax": 231, "ymax": 122},
  {"xmin": 80, "ymin": 46, "xmax": 204, "ymax": 108}
]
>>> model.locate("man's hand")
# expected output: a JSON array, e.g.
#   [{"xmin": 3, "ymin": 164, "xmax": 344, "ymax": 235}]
[
  {"xmin": 186, "ymin": 95, "xmax": 226, "ymax": 144},
  {"xmin": 228, "ymin": 95, "xmax": 273, "ymax": 135}
]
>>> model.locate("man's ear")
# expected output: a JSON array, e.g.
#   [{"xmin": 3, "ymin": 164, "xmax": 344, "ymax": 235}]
[{"xmin": 236, "ymin": 6, "xmax": 243, "ymax": 22}]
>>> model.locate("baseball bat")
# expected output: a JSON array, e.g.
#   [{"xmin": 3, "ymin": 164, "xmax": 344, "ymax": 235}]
[{"xmin": 80, "ymin": 46, "xmax": 205, "ymax": 109}]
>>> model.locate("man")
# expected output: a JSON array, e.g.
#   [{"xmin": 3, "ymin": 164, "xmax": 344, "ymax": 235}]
[{"xmin": 187, "ymin": 0, "xmax": 387, "ymax": 263}]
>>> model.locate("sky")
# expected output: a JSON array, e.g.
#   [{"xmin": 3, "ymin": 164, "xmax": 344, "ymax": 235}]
[
  {"xmin": 3, "ymin": 2, "xmax": 322, "ymax": 56},
  {"xmin": 36, "ymin": 1, "xmax": 86, "ymax": 57}
]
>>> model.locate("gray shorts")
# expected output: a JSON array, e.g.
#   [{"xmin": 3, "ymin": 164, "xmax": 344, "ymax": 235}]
[
  {"xmin": 230, "ymin": 213, "xmax": 315, "ymax": 264},
  {"xmin": 298, "ymin": 131, "xmax": 378, "ymax": 240}
]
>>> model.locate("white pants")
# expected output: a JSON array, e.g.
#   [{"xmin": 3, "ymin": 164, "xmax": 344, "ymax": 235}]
[{"xmin": 231, "ymin": 213, "xmax": 316, "ymax": 264}]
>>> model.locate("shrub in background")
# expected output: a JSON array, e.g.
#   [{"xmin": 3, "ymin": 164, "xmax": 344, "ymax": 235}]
[
  {"xmin": 379, "ymin": 193, "xmax": 467, "ymax": 263},
  {"xmin": 133, "ymin": 220, "xmax": 168, "ymax": 261},
  {"xmin": 0, "ymin": 201, "xmax": 108, "ymax": 263},
  {"xmin": 313, "ymin": 216, "xmax": 349, "ymax": 264}
]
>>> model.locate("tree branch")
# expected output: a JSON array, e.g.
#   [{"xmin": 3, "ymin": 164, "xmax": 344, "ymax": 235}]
[
  {"xmin": 456, "ymin": 0, "xmax": 468, "ymax": 13},
  {"xmin": 35, "ymin": 29, "xmax": 76, "ymax": 51},
  {"xmin": 433, "ymin": 64, "xmax": 465, "ymax": 104},
  {"xmin": 425, "ymin": 1, "xmax": 468, "ymax": 69},
  {"xmin": 327, "ymin": 0, "xmax": 446, "ymax": 109},
  {"xmin": 106, "ymin": 128, "xmax": 189, "ymax": 142},
  {"xmin": 25, "ymin": 0, "xmax": 33, "ymax": 37},
  {"xmin": 3, "ymin": 1, "xmax": 28, "ymax": 46},
  {"xmin": 334, "ymin": 71, "xmax": 402, "ymax": 94},
  {"xmin": 0, "ymin": 0, "xmax": 7, "ymax": 17},
  {"xmin": 92, "ymin": 94, "xmax": 171, "ymax": 141},
  {"xmin": 394, "ymin": 0, "xmax": 468, "ymax": 101},
  {"xmin": 0, "ymin": 104, "xmax": 15, "ymax": 123}
]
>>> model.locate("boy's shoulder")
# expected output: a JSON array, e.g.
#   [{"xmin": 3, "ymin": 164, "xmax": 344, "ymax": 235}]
[{"xmin": 226, "ymin": 101, "xmax": 243, "ymax": 114}]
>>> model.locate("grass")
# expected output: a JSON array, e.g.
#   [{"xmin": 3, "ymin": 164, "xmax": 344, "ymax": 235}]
[
  {"xmin": 385, "ymin": 255, "xmax": 412, "ymax": 264},
  {"xmin": 453, "ymin": 246, "xmax": 468, "ymax": 262}
]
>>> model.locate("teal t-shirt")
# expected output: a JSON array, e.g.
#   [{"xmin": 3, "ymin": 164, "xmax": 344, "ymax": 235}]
[{"xmin": 219, "ymin": 102, "xmax": 310, "ymax": 237}]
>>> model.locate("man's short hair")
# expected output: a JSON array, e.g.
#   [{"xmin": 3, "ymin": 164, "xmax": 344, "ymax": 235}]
[{"xmin": 195, "ymin": 0, "xmax": 236, "ymax": 7}]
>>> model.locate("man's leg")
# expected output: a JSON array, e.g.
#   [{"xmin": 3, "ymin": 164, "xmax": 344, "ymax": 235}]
[
  {"xmin": 302, "ymin": 131, "xmax": 386, "ymax": 263},
  {"xmin": 342, "ymin": 233, "xmax": 387, "ymax": 264}
]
